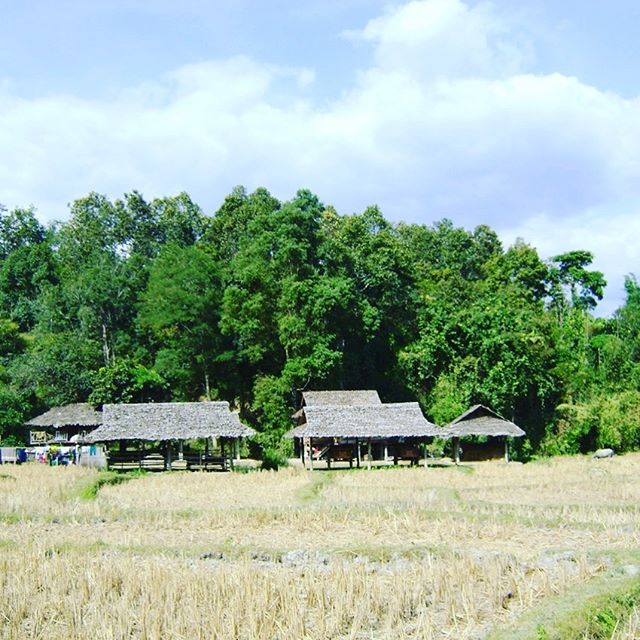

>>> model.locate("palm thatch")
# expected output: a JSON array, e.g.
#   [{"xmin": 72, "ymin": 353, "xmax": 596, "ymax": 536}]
[
  {"xmin": 85, "ymin": 402, "xmax": 255, "ymax": 442},
  {"xmin": 302, "ymin": 390, "xmax": 381, "ymax": 406},
  {"xmin": 438, "ymin": 405, "xmax": 525, "ymax": 438},
  {"xmin": 26, "ymin": 403, "xmax": 103, "ymax": 428},
  {"xmin": 292, "ymin": 389, "xmax": 381, "ymax": 419},
  {"xmin": 286, "ymin": 403, "xmax": 440, "ymax": 439}
]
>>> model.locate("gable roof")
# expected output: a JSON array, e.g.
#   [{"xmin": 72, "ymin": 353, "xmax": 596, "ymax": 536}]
[
  {"xmin": 85, "ymin": 402, "xmax": 255, "ymax": 442},
  {"xmin": 26, "ymin": 403, "xmax": 103, "ymax": 428},
  {"xmin": 302, "ymin": 390, "xmax": 382, "ymax": 406},
  {"xmin": 292, "ymin": 389, "xmax": 382, "ymax": 420},
  {"xmin": 286, "ymin": 402, "xmax": 440, "ymax": 439},
  {"xmin": 439, "ymin": 405, "xmax": 525, "ymax": 438}
]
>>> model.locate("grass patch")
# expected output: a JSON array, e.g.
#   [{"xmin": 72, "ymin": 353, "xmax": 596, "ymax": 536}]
[
  {"xmin": 76, "ymin": 470, "xmax": 145, "ymax": 501},
  {"xmin": 297, "ymin": 471, "xmax": 335, "ymax": 503},
  {"xmin": 489, "ymin": 574, "xmax": 640, "ymax": 640},
  {"xmin": 555, "ymin": 580, "xmax": 640, "ymax": 640}
]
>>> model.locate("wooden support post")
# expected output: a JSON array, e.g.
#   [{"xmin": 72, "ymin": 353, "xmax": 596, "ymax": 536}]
[
  {"xmin": 384, "ymin": 444, "xmax": 388, "ymax": 461},
  {"xmin": 178, "ymin": 440, "xmax": 184, "ymax": 460},
  {"xmin": 236, "ymin": 438, "xmax": 241, "ymax": 461},
  {"xmin": 356, "ymin": 438, "xmax": 361, "ymax": 468},
  {"xmin": 229, "ymin": 439, "xmax": 236, "ymax": 470},
  {"xmin": 454, "ymin": 438, "xmax": 460, "ymax": 465},
  {"xmin": 309, "ymin": 437, "xmax": 314, "ymax": 471},
  {"xmin": 166, "ymin": 440, "xmax": 172, "ymax": 471},
  {"xmin": 367, "ymin": 438, "xmax": 372, "ymax": 470},
  {"xmin": 424, "ymin": 440, "xmax": 428, "ymax": 468},
  {"xmin": 300, "ymin": 438, "xmax": 305, "ymax": 465},
  {"xmin": 504, "ymin": 438, "xmax": 510, "ymax": 463}
]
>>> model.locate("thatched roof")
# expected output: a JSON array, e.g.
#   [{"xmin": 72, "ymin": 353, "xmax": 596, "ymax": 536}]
[
  {"xmin": 26, "ymin": 403, "xmax": 102, "ymax": 428},
  {"xmin": 292, "ymin": 389, "xmax": 382, "ymax": 419},
  {"xmin": 302, "ymin": 390, "xmax": 381, "ymax": 406},
  {"xmin": 438, "ymin": 405, "xmax": 525, "ymax": 438},
  {"xmin": 85, "ymin": 402, "xmax": 255, "ymax": 442},
  {"xmin": 286, "ymin": 403, "xmax": 440, "ymax": 439}
]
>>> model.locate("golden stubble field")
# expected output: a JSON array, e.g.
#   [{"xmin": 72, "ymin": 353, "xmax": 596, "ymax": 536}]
[{"xmin": 1, "ymin": 455, "xmax": 640, "ymax": 639}]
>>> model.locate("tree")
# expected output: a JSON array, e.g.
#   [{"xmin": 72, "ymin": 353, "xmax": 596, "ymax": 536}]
[
  {"xmin": 139, "ymin": 244, "xmax": 224, "ymax": 400},
  {"xmin": 89, "ymin": 359, "xmax": 168, "ymax": 405},
  {"xmin": 548, "ymin": 250, "xmax": 606, "ymax": 313}
]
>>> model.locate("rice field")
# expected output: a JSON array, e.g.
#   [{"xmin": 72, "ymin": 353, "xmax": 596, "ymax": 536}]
[{"xmin": 1, "ymin": 455, "xmax": 639, "ymax": 639}]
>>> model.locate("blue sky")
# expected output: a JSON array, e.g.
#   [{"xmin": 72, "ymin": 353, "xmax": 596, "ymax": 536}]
[{"xmin": 1, "ymin": 0, "xmax": 639, "ymax": 315}]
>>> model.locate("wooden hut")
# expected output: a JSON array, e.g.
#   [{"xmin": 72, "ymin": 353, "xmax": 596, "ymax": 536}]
[
  {"xmin": 438, "ymin": 405, "xmax": 525, "ymax": 463},
  {"xmin": 286, "ymin": 402, "xmax": 440, "ymax": 469},
  {"xmin": 85, "ymin": 402, "xmax": 255, "ymax": 471},
  {"xmin": 25, "ymin": 403, "xmax": 103, "ymax": 444}
]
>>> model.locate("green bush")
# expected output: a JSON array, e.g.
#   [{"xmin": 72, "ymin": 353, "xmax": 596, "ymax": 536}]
[{"xmin": 260, "ymin": 447, "xmax": 288, "ymax": 471}]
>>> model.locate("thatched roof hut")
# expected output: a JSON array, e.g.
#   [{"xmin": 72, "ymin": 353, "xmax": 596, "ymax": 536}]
[
  {"xmin": 437, "ymin": 405, "xmax": 525, "ymax": 464},
  {"xmin": 286, "ymin": 403, "xmax": 440, "ymax": 439},
  {"xmin": 26, "ymin": 403, "xmax": 103, "ymax": 429},
  {"xmin": 439, "ymin": 405, "xmax": 525, "ymax": 438},
  {"xmin": 86, "ymin": 402, "xmax": 254, "ymax": 442}
]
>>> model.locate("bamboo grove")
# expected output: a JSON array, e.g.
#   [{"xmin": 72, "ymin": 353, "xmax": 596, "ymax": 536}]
[{"xmin": 0, "ymin": 187, "xmax": 638, "ymax": 462}]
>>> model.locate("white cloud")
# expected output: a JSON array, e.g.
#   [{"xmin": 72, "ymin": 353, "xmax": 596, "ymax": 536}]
[
  {"xmin": 501, "ymin": 205, "xmax": 640, "ymax": 316},
  {"xmin": 1, "ymin": 0, "xmax": 639, "ymax": 313},
  {"xmin": 344, "ymin": 0, "xmax": 529, "ymax": 79}
]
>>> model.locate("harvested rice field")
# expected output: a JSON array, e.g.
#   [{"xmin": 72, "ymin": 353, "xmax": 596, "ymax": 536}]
[{"xmin": 1, "ymin": 455, "xmax": 640, "ymax": 639}]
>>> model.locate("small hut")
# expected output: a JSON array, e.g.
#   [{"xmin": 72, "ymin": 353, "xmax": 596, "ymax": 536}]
[
  {"xmin": 286, "ymin": 402, "xmax": 440, "ymax": 469},
  {"xmin": 86, "ymin": 402, "xmax": 255, "ymax": 470},
  {"xmin": 25, "ymin": 403, "xmax": 103, "ymax": 444},
  {"xmin": 438, "ymin": 405, "xmax": 525, "ymax": 463}
]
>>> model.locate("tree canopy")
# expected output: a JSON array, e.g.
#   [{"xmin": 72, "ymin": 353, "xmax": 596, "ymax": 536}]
[{"xmin": 1, "ymin": 187, "xmax": 636, "ymax": 461}]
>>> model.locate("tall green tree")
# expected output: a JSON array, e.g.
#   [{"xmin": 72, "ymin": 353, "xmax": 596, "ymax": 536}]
[{"xmin": 139, "ymin": 243, "xmax": 227, "ymax": 400}]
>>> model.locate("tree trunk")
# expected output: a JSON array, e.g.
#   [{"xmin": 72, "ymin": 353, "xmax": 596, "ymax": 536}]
[
  {"xmin": 204, "ymin": 369, "xmax": 211, "ymax": 400},
  {"xmin": 101, "ymin": 324, "xmax": 110, "ymax": 366}
]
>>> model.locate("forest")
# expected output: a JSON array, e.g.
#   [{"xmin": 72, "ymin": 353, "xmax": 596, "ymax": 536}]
[{"xmin": 0, "ymin": 186, "xmax": 638, "ymax": 463}]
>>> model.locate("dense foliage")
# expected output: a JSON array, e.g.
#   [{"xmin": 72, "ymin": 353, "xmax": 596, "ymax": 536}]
[{"xmin": 0, "ymin": 189, "xmax": 637, "ymax": 459}]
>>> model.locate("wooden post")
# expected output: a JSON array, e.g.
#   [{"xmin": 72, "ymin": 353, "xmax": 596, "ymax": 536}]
[
  {"xmin": 166, "ymin": 440, "xmax": 172, "ymax": 471},
  {"xmin": 355, "ymin": 438, "xmax": 361, "ymax": 468},
  {"xmin": 504, "ymin": 438, "xmax": 510, "ymax": 463},
  {"xmin": 221, "ymin": 438, "xmax": 226, "ymax": 470},
  {"xmin": 309, "ymin": 437, "xmax": 314, "ymax": 471},
  {"xmin": 424, "ymin": 440, "xmax": 428, "ymax": 468},
  {"xmin": 178, "ymin": 440, "xmax": 184, "ymax": 460},
  {"xmin": 367, "ymin": 438, "xmax": 372, "ymax": 470},
  {"xmin": 454, "ymin": 438, "xmax": 460, "ymax": 465},
  {"xmin": 235, "ymin": 438, "xmax": 241, "ymax": 461},
  {"xmin": 300, "ymin": 438, "xmax": 305, "ymax": 466}
]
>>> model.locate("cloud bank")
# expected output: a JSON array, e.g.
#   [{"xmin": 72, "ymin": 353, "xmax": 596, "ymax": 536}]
[{"xmin": 1, "ymin": 0, "xmax": 639, "ymax": 314}]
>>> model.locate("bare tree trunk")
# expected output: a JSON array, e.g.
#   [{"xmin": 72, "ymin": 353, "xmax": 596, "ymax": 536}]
[
  {"xmin": 204, "ymin": 371, "xmax": 211, "ymax": 400},
  {"xmin": 101, "ymin": 324, "xmax": 110, "ymax": 366}
]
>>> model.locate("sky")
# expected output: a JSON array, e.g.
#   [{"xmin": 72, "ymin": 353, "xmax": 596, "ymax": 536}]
[{"xmin": 1, "ymin": 0, "xmax": 640, "ymax": 316}]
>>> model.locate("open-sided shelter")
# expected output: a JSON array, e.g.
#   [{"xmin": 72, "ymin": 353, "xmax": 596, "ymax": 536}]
[
  {"xmin": 86, "ymin": 402, "xmax": 255, "ymax": 470},
  {"xmin": 438, "ymin": 405, "xmax": 525, "ymax": 463},
  {"xmin": 25, "ymin": 403, "xmax": 102, "ymax": 444},
  {"xmin": 287, "ymin": 402, "xmax": 440, "ymax": 469}
]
